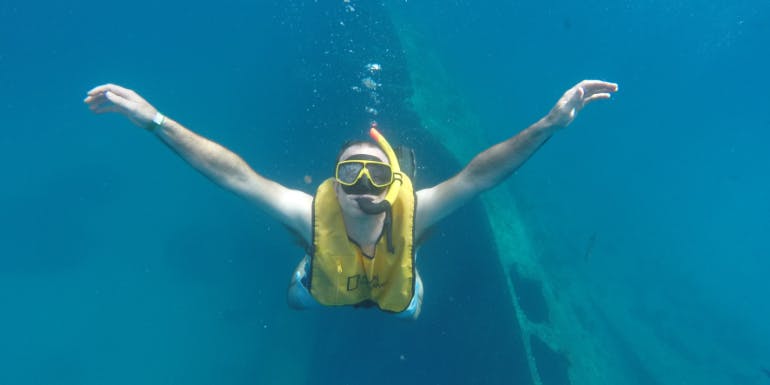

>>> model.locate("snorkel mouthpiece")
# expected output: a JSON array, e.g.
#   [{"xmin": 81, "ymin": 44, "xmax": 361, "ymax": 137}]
[{"xmin": 354, "ymin": 196, "xmax": 388, "ymax": 215}]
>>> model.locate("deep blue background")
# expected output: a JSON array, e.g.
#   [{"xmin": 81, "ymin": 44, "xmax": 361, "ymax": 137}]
[
  {"xmin": 398, "ymin": 0, "xmax": 770, "ymax": 382},
  {"xmin": 1, "ymin": 0, "xmax": 768, "ymax": 384}
]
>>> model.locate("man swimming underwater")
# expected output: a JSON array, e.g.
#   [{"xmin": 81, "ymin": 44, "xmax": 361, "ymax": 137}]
[{"xmin": 84, "ymin": 79, "xmax": 618, "ymax": 319}]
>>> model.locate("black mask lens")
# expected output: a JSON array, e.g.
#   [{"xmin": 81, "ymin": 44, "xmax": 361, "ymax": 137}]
[{"xmin": 340, "ymin": 176, "xmax": 386, "ymax": 195}]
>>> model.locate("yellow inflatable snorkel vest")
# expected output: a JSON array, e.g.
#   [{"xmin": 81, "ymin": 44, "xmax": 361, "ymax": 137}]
[{"xmin": 309, "ymin": 126, "xmax": 416, "ymax": 312}]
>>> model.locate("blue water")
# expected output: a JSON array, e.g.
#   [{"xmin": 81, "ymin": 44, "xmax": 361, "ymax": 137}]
[{"xmin": 1, "ymin": 1, "xmax": 768, "ymax": 384}]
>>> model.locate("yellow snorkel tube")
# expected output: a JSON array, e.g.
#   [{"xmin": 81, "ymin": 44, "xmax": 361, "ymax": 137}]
[
  {"xmin": 369, "ymin": 126, "xmax": 402, "ymax": 207},
  {"xmin": 351, "ymin": 124, "xmax": 402, "ymax": 253}
]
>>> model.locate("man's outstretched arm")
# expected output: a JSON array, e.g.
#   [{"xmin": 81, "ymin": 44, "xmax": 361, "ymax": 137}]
[
  {"xmin": 415, "ymin": 80, "xmax": 618, "ymax": 236},
  {"xmin": 84, "ymin": 84, "xmax": 312, "ymax": 242}
]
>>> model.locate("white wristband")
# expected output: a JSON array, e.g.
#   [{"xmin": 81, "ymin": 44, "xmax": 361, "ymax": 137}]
[{"xmin": 148, "ymin": 112, "xmax": 166, "ymax": 131}]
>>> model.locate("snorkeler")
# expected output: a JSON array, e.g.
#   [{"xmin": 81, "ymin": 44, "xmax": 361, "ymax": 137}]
[{"xmin": 84, "ymin": 79, "xmax": 618, "ymax": 319}]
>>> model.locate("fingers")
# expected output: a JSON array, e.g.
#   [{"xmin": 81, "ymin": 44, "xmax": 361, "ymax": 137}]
[
  {"xmin": 86, "ymin": 83, "xmax": 135, "ymax": 98},
  {"xmin": 84, "ymin": 84, "xmax": 138, "ymax": 112},
  {"xmin": 83, "ymin": 92, "xmax": 104, "ymax": 105},
  {"xmin": 584, "ymin": 93, "xmax": 612, "ymax": 104},
  {"xmin": 573, "ymin": 80, "xmax": 618, "ymax": 109},
  {"xmin": 103, "ymin": 88, "xmax": 127, "ymax": 106},
  {"xmin": 86, "ymin": 84, "xmax": 111, "ymax": 96},
  {"xmin": 90, "ymin": 104, "xmax": 123, "ymax": 114},
  {"xmin": 547, "ymin": 80, "xmax": 618, "ymax": 128},
  {"xmin": 578, "ymin": 80, "xmax": 619, "ymax": 95},
  {"xmin": 84, "ymin": 92, "xmax": 112, "ymax": 111},
  {"xmin": 84, "ymin": 85, "xmax": 133, "ymax": 116}
]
